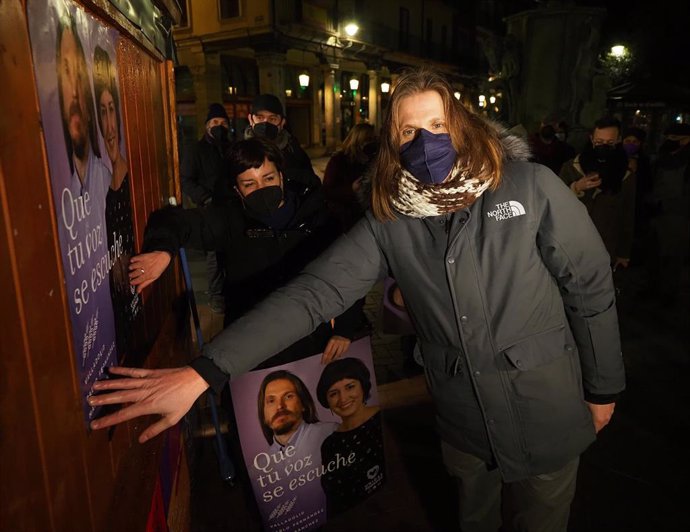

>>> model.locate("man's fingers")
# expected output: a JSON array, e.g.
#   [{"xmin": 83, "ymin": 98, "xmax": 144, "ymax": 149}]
[
  {"xmin": 92, "ymin": 378, "xmax": 145, "ymax": 392},
  {"xmin": 105, "ymin": 366, "xmax": 152, "ymax": 378},
  {"xmin": 139, "ymin": 417, "xmax": 177, "ymax": 443},
  {"xmin": 90, "ymin": 401, "xmax": 150, "ymax": 430}
]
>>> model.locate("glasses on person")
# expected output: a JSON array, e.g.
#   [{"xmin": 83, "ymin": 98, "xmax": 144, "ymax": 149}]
[
  {"xmin": 253, "ymin": 112, "xmax": 282, "ymax": 125},
  {"xmin": 592, "ymin": 140, "xmax": 617, "ymax": 147}
]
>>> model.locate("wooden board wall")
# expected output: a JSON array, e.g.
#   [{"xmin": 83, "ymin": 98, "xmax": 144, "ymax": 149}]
[{"xmin": 0, "ymin": 2, "xmax": 190, "ymax": 531}]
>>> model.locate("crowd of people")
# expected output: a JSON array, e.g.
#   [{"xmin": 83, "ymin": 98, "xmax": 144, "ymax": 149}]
[{"xmin": 87, "ymin": 68, "xmax": 689, "ymax": 531}]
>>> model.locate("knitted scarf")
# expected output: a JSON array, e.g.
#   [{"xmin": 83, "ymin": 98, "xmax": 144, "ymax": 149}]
[{"xmin": 391, "ymin": 162, "xmax": 494, "ymax": 218}]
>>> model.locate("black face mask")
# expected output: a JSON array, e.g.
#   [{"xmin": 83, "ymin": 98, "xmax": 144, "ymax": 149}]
[
  {"xmin": 581, "ymin": 143, "xmax": 627, "ymax": 194},
  {"xmin": 242, "ymin": 185, "xmax": 283, "ymax": 218},
  {"xmin": 209, "ymin": 125, "xmax": 228, "ymax": 144},
  {"xmin": 362, "ymin": 140, "xmax": 380, "ymax": 159},
  {"xmin": 593, "ymin": 144, "xmax": 615, "ymax": 159},
  {"xmin": 253, "ymin": 122, "xmax": 280, "ymax": 140}
]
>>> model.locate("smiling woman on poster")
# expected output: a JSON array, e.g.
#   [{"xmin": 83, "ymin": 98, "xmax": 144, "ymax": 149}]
[
  {"xmin": 92, "ymin": 44, "xmax": 139, "ymax": 354},
  {"xmin": 316, "ymin": 357, "xmax": 384, "ymax": 515}
]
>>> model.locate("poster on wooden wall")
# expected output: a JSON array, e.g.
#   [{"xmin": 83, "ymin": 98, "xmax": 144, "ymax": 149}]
[
  {"xmin": 27, "ymin": 0, "xmax": 140, "ymax": 424},
  {"xmin": 230, "ymin": 337, "xmax": 386, "ymax": 531}
]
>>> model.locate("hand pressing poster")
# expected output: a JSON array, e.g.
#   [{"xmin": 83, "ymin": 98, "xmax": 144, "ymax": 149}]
[{"xmin": 230, "ymin": 337, "xmax": 386, "ymax": 531}]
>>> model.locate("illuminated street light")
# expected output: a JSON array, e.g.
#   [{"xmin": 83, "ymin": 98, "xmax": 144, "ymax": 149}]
[
  {"xmin": 349, "ymin": 78, "xmax": 359, "ymax": 91},
  {"xmin": 298, "ymin": 72, "xmax": 310, "ymax": 88},
  {"xmin": 381, "ymin": 81, "xmax": 391, "ymax": 93},
  {"xmin": 610, "ymin": 45, "xmax": 627, "ymax": 58},
  {"xmin": 453, "ymin": 91, "xmax": 461, "ymax": 100},
  {"xmin": 344, "ymin": 23, "xmax": 359, "ymax": 37},
  {"xmin": 489, "ymin": 95, "xmax": 496, "ymax": 104},
  {"xmin": 478, "ymin": 94, "xmax": 486, "ymax": 107}
]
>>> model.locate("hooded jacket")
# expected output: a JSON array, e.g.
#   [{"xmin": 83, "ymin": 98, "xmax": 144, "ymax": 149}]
[{"xmin": 199, "ymin": 132, "xmax": 625, "ymax": 482}]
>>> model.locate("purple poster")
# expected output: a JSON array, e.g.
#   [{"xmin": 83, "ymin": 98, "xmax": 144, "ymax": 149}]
[
  {"xmin": 230, "ymin": 337, "xmax": 386, "ymax": 530},
  {"xmin": 27, "ymin": 0, "xmax": 140, "ymax": 424}
]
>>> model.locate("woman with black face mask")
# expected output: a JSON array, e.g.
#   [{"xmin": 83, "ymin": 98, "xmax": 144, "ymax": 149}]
[{"xmin": 132, "ymin": 137, "xmax": 368, "ymax": 368}]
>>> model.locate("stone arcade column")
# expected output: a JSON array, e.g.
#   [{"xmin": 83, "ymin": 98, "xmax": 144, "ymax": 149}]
[
  {"xmin": 189, "ymin": 47, "xmax": 223, "ymax": 134},
  {"xmin": 310, "ymin": 66, "xmax": 321, "ymax": 148},
  {"xmin": 256, "ymin": 52, "xmax": 287, "ymax": 111},
  {"xmin": 367, "ymin": 69, "xmax": 378, "ymax": 128},
  {"xmin": 322, "ymin": 67, "xmax": 338, "ymax": 151}
]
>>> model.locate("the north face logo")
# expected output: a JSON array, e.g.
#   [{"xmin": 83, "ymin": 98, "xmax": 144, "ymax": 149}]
[{"xmin": 487, "ymin": 200, "xmax": 526, "ymax": 220}]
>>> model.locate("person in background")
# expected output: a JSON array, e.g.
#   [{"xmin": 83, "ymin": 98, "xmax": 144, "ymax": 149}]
[
  {"xmin": 323, "ymin": 123, "xmax": 379, "ymax": 232},
  {"xmin": 621, "ymin": 127, "xmax": 653, "ymax": 262},
  {"xmin": 245, "ymin": 93, "xmax": 321, "ymax": 190},
  {"xmin": 643, "ymin": 123, "xmax": 690, "ymax": 306},
  {"xmin": 179, "ymin": 102, "xmax": 232, "ymax": 313},
  {"xmin": 316, "ymin": 357, "xmax": 384, "ymax": 515},
  {"xmin": 560, "ymin": 116, "xmax": 636, "ymax": 271},
  {"xmin": 90, "ymin": 68, "xmax": 624, "ymax": 532},
  {"xmin": 529, "ymin": 114, "xmax": 576, "ymax": 174}
]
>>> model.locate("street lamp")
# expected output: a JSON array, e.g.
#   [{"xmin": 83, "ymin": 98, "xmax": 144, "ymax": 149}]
[
  {"xmin": 380, "ymin": 81, "xmax": 390, "ymax": 94},
  {"xmin": 349, "ymin": 78, "xmax": 359, "ymax": 91},
  {"xmin": 298, "ymin": 72, "xmax": 310, "ymax": 88},
  {"xmin": 610, "ymin": 45, "xmax": 627, "ymax": 58},
  {"xmin": 344, "ymin": 23, "xmax": 359, "ymax": 38}
]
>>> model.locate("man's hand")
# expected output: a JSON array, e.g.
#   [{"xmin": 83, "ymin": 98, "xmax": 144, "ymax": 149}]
[
  {"xmin": 572, "ymin": 172, "xmax": 602, "ymax": 194},
  {"xmin": 321, "ymin": 335, "xmax": 352, "ymax": 364},
  {"xmin": 129, "ymin": 251, "xmax": 172, "ymax": 293},
  {"xmin": 89, "ymin": 366, "xmax": 209, "ymax": 443},
  {"xmin": 586, "ymin": 401, "xmax": 615, "ymax": 433}
]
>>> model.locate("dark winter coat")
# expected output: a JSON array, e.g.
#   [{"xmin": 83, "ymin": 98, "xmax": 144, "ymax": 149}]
[
  {"xmin": 143, "ymin": 182, "xmax": 365, "ymax": 365},
  {"xmin": 199, "ymin": 154, "xmax": 625, "ymax": 482},
  {"xmin": 179, "ymin": 136, "xmax": 230, "ymax": 206},
  {"xmin": 560, "ymin": 154, "xmax": 637, "ymax": 261}
]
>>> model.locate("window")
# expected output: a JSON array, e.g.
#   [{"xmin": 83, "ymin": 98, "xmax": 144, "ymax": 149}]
[
  {"xmin": 399, "ymin": 8, "xmax": 410, "ymax": 51},
  {"xmin": 219, "ymin": 0, "xmax": 240, "ymax": 19},
  {"xmin": 177, "ymin": 0, "xmax": 189, "ymax": 27}
]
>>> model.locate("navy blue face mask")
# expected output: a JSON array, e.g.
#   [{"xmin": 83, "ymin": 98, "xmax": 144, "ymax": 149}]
[{"xmin": 399, "ymin": 129, "xmax": 457, "ymax": 184}]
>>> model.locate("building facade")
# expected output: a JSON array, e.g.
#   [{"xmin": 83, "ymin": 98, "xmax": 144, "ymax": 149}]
[{"xmin": 172, "ymin": 0, "xmax": 500, "ymax": 153}]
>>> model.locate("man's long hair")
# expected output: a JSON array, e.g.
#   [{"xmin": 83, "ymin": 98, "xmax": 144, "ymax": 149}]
[
  {"xmin": 56, "ymin": 11, "xmax": 101, "ymax": 172},
  {"xmin": 257, "ymin": 370, "xmax": 319, "ymax": 446},
  {"xmin": 371, "ymin": 67, "xmax": 504, "ymax": 221}
]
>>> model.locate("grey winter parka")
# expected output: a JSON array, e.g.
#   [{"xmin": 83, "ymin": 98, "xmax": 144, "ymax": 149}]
[{"xmin": 203, "ymin": 160, "xmax": 625, "ymax": 482}]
